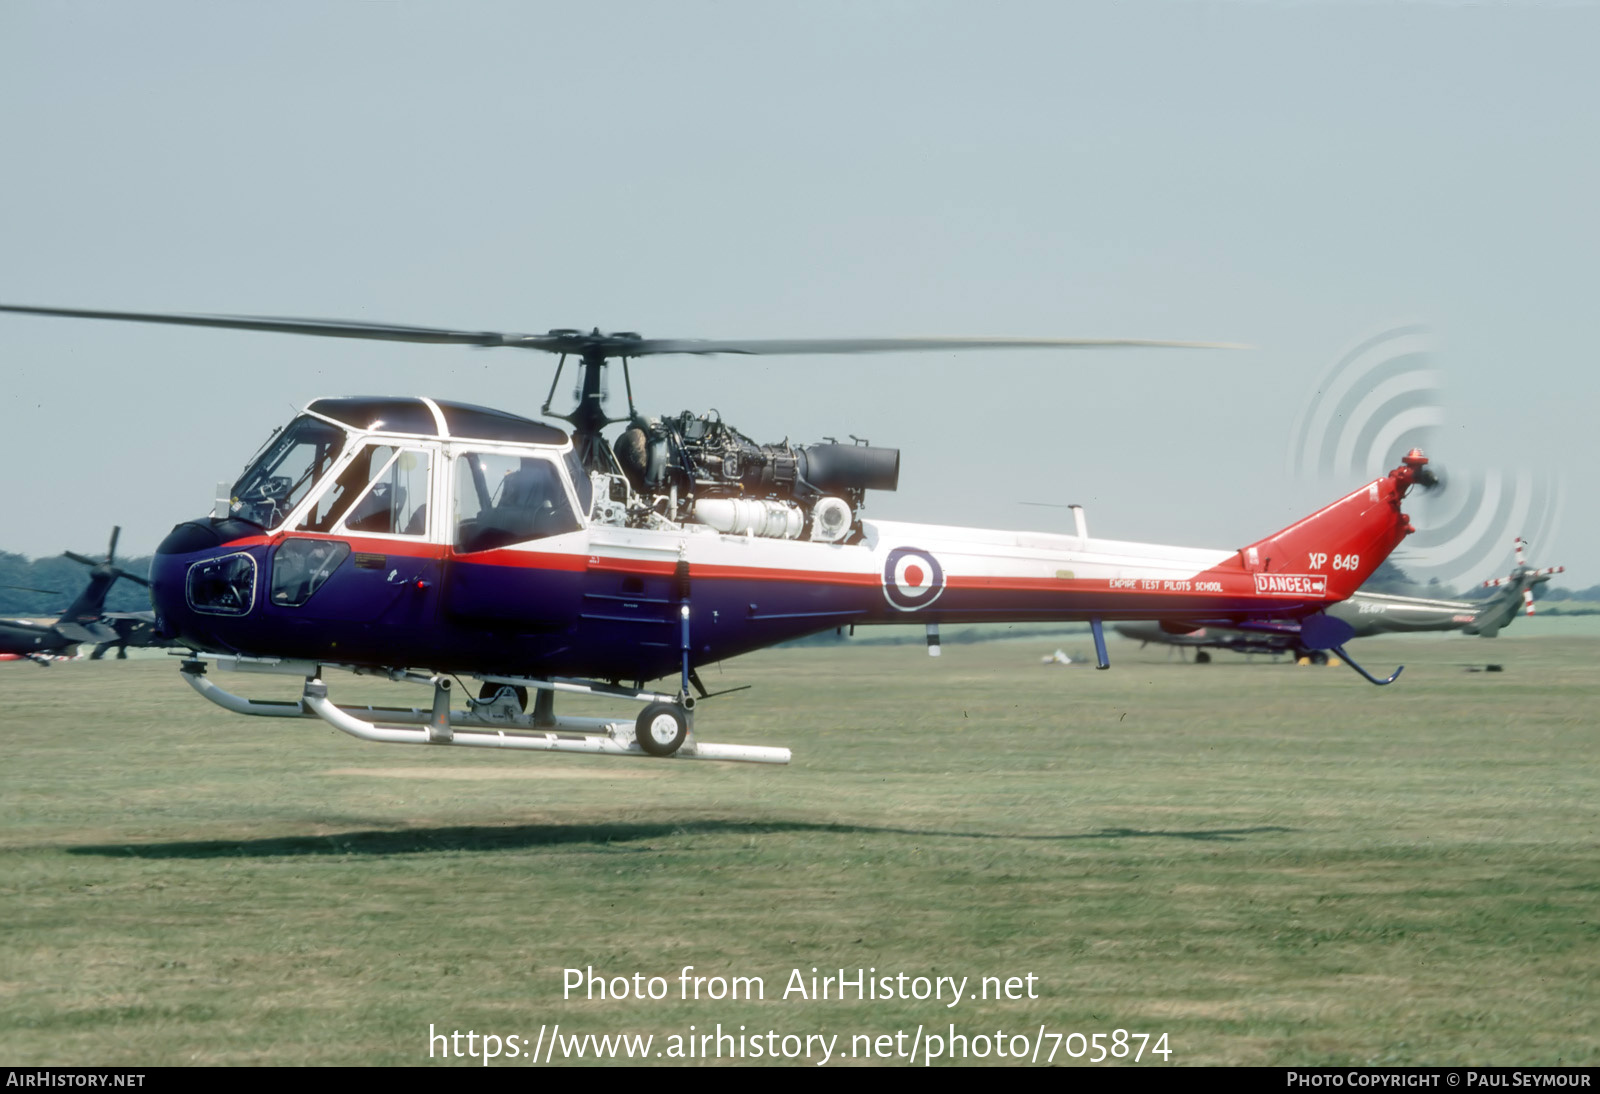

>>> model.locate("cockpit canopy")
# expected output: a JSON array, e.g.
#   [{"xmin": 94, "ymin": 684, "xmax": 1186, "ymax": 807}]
[
  {"xmin": 229, "ymin": 397, "xmax": 583, "ymax": 541},
  {"xmin": 302, "ymin": 397, "xmax": 568, "ymax": 446}
]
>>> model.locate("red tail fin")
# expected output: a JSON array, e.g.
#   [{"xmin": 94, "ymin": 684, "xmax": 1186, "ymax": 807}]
[{"xmin": 1235, "ymin": 450, "xmax": 1431, "ymax": 603}]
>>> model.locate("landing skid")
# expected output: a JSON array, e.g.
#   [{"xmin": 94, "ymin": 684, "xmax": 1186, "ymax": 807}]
[{"xmin": 177, "ymin": 655, "xmax": 789, "ymax": 765}]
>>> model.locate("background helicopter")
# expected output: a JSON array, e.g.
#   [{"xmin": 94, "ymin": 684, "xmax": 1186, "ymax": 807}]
[
  {"xmin": 1113, "ymin": 536, "xmax": 1566, "ymax": 663},
  {"xmin": 0, "ymin": 526, "xmax": 164, "ymax": 664},
  {"xmin": 0, "ymin": 302, "xmax": 1434, "ymax": 764}
]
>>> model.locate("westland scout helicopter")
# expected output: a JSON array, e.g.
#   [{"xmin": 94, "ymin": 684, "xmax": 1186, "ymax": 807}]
[{"xmin": 1, "ymin": 303, "xmax": 1439, "ymax": 766}]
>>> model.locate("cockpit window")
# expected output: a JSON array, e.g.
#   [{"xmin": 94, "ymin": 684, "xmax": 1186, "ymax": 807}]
[
  {"xmin": 454, "ymin": 452, "xmax": 579, "ymax": 553},
  {"xmin": 343, "ymin": 449, "xmax": 431, "ymax": 536},
  {"xmin": 232, "ymin": 416, "xmax": 346, "ymax": 529},
  {"xmin": 298, "ymin": 444, "xmax": 396, "ymax": 532}
]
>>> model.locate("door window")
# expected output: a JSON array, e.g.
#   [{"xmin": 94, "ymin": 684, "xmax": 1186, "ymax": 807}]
[
  {"xmin": 454, "ymin": 452, "xmax": 579, "ymax": 552},
  {"xmin": 338, "ymin": 449, "xmax": 432, "ymax": 536},
  {"xmin": 298, "ymin": 444, "xmax": 396, "ymax": 532}
]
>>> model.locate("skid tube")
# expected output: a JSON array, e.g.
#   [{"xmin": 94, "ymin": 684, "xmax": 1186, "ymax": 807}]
[{"xmin": 177, "ymin": 655, "xmax": 790, "ymax": 764}]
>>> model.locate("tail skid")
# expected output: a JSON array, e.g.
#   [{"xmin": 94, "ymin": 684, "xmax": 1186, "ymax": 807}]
[
  {"xmin": 1298, "ymin": 611, "xmax": 1403, "ymax": 685},
  {"xmin": 1331, "ymin": 646, "xmax": 1404, "ymax": 685}
]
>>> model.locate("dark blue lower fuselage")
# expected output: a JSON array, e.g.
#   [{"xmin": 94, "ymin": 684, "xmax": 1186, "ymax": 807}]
[
  {"xmin": 151, "ymin": 519, "xmax": 1312, "ymax": 684},
  {"xmin": 152, "ymin": 522, "xmax": 882, "ymax": 682}
]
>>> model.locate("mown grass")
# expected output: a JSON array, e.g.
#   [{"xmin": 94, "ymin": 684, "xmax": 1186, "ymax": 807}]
[{"xmin": 0, "ymin": 633, "xmax": 1595, "ymax": 1066}]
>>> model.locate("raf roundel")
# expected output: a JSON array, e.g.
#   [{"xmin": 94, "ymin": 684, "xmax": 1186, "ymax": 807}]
[{"xmin": 882, "ymin": 547, "xmax": 946, "ymax": 611}]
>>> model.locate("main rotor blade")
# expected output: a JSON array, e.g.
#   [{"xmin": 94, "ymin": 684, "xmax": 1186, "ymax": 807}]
[
  {"xmin": 627, "ymin": 336, "xmax": 1250, "ymax": 356},
  {"xmin": 1, "ymin": 304, "xmax": 1245, "ymax": 359},
  {"xmin": 63, "ymin": 551, "xmax": 100, "ymax": 568},
  {"xmin": 0, "ymin": 303, "xmax": 544, "ymax": 349}
]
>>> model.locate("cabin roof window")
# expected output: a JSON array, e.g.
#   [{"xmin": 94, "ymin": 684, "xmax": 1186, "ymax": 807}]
[
  {"xmin": 302, "ymin": 396, "xmax": 569, "ymax": 446},
  {"xmin": 306, "ymin": 397, "xmax": 440, "ymax": 436},
  {"xmin": 437, "ymin": 402, "xmax": 569, "ymax": 445}
]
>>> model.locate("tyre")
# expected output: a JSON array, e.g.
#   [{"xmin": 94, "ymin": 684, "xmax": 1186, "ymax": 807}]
[
  {"xmin": 1194, "ymin": 650, "xmax": 1211, "ymax": 664},
  {"xmin": 636, "ymin": 702, "xmax": 689, "ymax": 757}
]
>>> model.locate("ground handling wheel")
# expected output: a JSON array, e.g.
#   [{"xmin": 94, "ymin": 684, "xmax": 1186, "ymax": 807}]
[
  {"xmin": 636, "ymin": 702, "xmax": 690, "ymax": 757},
  {"xmin": 477, "ymin": 682, "xmax": 528, "ymax": 711},
  {"xmin": 1195, "ymin": 650, "xmax": 1212, "ymax": 664}
]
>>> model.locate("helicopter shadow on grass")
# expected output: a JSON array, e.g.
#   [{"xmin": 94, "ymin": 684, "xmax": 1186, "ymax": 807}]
[{"xmin": 65, "ymin": 820, "xmax": 1295, "ymax": 860}]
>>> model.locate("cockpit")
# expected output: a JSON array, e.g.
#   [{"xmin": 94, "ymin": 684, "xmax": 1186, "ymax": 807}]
[
  {"xmin": 222, "ymin": 398, "xmax": 895, "ymax": 554},
  {"xmin": 226, "ymin": 397, "xmax": 589, "ymax": 549},
  {"xmin": 159, "ymin": 394, "xmax": 892, "ymax": 646}
]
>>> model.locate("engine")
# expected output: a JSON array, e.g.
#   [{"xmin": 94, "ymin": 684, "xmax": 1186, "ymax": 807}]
[{"xmin": 609, "ymin": 410, "xmax": 899, "ymax": 541}]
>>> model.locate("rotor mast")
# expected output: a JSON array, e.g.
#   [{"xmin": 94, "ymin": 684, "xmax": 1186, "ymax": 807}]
[
  {"xmin": 570, "ymin": 348, "xmax": 620, "ymax": 470},
  {"xmin": 540, "ymin": 330, "xmax": 641, "ymax": 471}
]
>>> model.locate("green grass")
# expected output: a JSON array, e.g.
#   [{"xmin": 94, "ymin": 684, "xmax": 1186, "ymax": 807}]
[{"xmin": 1, "ymin": 634, "xmax": 1596, "ymax": 1066}]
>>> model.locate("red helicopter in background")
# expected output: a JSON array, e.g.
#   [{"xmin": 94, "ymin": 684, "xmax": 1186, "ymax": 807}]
[{"xmin": 0, "ymin": 303, "xmax": 1436, "ymax": 766}]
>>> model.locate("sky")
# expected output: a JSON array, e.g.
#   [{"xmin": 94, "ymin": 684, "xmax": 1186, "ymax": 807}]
[{"xmin": 1, "ymin": 2, "xmax": 1594, "ymax": 585}]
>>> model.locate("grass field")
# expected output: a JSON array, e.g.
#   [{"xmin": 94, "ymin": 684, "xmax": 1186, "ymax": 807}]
[{"xmin": 1, "ymin": 633, "xmax": 1596, "ymax": 1067}]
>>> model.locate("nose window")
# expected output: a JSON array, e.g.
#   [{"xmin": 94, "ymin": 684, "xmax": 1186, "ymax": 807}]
[
  {"xmin": 270, "ymin": 539, "xmax": 351, "ymax": 607},
  {"xmin": 186, "ymin": 553, "xmax": 257, "ymax": 616}
]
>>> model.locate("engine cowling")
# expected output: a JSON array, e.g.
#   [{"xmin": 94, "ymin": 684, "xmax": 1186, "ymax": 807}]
[
  {"xmin": 613, "ymin": 411, "xmax": 896, "ymax": 541},
  {"xmin": 796, "ymin": 443, "xmax": 899, "ymax": 494},
  {"xmin": 615, "ymin": 411, "xmax": 897, "ymax": 501}
]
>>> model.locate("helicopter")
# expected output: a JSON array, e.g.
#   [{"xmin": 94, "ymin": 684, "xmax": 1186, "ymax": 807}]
[
  {"xmin": 0, "ymin": 302, "xmax": 1440, "ymax": 764},
  {"xmin": 0, "ymin": 526, "xmax": 161, "ymax": 665},
  {"xmin": 1114, "ymin": 537, "xmax": 1566, "ymax": 663}
]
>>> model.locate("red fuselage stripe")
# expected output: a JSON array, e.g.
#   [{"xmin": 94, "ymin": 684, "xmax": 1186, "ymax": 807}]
[{"xmin": 218, "ymin": 534, "xmax": 1288, "ymax": 598}]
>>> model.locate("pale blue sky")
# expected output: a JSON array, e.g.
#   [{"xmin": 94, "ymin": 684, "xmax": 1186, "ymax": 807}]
[{"xmin": 2, "ymin": 2, "xmax": 1593, "ymax": 583}]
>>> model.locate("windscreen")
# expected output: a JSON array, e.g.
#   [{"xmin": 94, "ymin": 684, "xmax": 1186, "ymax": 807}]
[{"xmin": 231, "ymin": 415, "xmax": 347, "ymax": 529}]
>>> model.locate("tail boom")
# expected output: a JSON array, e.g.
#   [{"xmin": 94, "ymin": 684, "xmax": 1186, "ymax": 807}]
[{"xmin": 842, "ymin": 453, "xmax": 1431, "ymax": 629}]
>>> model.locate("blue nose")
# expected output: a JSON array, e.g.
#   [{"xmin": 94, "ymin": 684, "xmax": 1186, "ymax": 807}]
[{"xmin": 152, "ymin": 516, "xmax": 264, "ymax": 646}]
